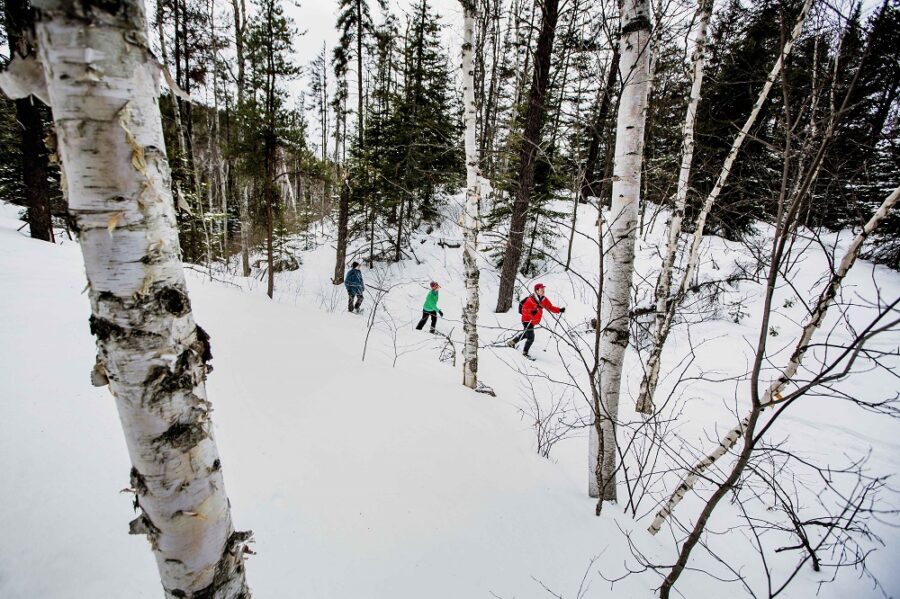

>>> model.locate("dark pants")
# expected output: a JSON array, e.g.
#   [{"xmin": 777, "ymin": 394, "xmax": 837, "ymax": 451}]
[
  {"xmin": 513, "ymin": 323, "xmax": 536, "ymax": 354},
  {"xmin": 416, "ymin": 310, "xmax": 438, "ymax": 331},
  {"xmin": 347, "ymin": 293, "xmax": 363, "ymax": 312}
]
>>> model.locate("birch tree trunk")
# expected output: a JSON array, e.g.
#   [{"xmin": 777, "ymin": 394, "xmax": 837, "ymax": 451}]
[
  {"xmin": 0, "ymin": 0, "xmax": 252, "ymax": 596},
  {"xmin": 460, "ymin": 0, "xmax": 481, "ymax": 390},
  {"xmin": 653, "ymin": 184, "xmax": 900, "ymax": 597},
  {"xmin": 589, "ymin": 0, "xmax": 652, "ymax": 502},
  {"xmin": 635, "ymin": 0, "xmax": 713, "ymax": 414},
  {"xmin": 635, "ymin": 0, "xmax": 812, "ymax": 416}
]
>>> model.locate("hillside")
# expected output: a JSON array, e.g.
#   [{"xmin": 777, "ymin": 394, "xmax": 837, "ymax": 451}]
[{"xmin": 1, "ymin": 197, "xmax": 898, "ymax": 598}]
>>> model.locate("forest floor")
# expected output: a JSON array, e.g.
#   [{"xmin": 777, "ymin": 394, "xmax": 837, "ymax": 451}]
[{"xmin": 1, "ymin": 196, "xmax": 898, "ymax": 598}]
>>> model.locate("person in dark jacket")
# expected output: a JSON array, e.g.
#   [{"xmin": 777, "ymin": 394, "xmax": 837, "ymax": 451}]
[
  {"xmin": 416, "ymin": 281, "xmax": 443, "ymax": 333},
  {"xmin": 508, "ymin": 283, "xmax": 565, "ymax": 357},
  {"xmin": 345, "ymin": 262, "xmax": 364, "ymax": 312}
]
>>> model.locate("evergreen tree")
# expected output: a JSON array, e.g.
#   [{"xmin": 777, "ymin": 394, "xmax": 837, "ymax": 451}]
[
  {"xmin": 309, "ymin": 42, "xmax": 330, "ymax": 163},
  {"xmin": 240, "ymin": 0, "xmax": 302, "ymax": 297},
  {"xmin": 395, "ymin": 0, "xmax": 462, "ymax": 218},
  {"xmin": 692, "ymin": 0, "xmax": 795, "ymax": 239},
  {"xmin": 350, "ymin": 0, "xmax": 461, "ymax": 264},
  {"xmin": 853, "ymin": 0, "xmax": 900, "ymax": 266}
]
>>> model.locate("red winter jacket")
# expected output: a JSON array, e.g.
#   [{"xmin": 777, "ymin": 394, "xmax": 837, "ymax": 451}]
[{"xmin": 521, "ymin": 294, "xmax": 561, "ymax": 326}]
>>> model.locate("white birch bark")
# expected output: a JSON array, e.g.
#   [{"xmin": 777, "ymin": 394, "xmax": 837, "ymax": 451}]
[
  {"xmin": 648, "ymin": 184, "xmax": 900, "ymax": 534},
  {"xmin": 636, "ymin": 0, "xmax": 713, "ymax": 414},
  {"xmin": 635, "ymin": 0, "xmax": 812, "ymax": 415},
  {"xmin": 0, "ymin": 1, "xmax": 252, "ymax": 595},
  {"xmin": 460, "ymin": 0, "xmax": 481, "ymax": 390},
  {"xmin": 589, "ymin": 0, "xmax": 652, "ymax": 501}
]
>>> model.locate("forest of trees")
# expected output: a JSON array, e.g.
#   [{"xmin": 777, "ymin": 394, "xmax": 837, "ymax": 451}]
[
  {"xmin": 1, "ymin": 0, "xmax": 898, "ymax": 596},
  {"xmin": 3, "ymin": 0, "xmax": 896, "ymax": 277}
]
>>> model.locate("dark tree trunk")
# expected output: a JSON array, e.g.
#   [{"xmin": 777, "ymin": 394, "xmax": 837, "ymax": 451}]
[
  {"xmin": 480, "ymin": 0, "xmax": 501, "ymax": 179},
  {"xmin": 495, "ymin": 0, "xmax": 560, "ymax": 312},
  {"xmin": 333, "ymin": 178, "xmax": 350, "ymax": 283},
  {"xmin": 368, "ymin": 197, "xmax": 375, "ymax": 267},
  {"xmin": 356, "ymin": 0, "xmax": 364, "ymax": 148},
  {"xmin": 264, "ymin": 125, "xmax": 276, "ymax": 295},
  {"xmin": 395, "ymin": 195, "xmax": 405, "ymax": 262},
  {"xmin": 5, "ymin": 0, "xmax": 54, "ymax": 242},
  {"xmin": 266, "ymin": 174, "xmax": 275, "ymax": 299},
  {"xmin": 264, "ymin": 4, "xmax": 276, "ymax": 299},
  {"xmin": 580, "ymin": 47, "xmax": 619, "ymax": 204},
  {"xmin": 15, "ymin": 99, "xmax": 54, "ymax": 242}
]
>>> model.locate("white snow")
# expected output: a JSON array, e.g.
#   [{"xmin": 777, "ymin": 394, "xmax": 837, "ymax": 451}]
[{"xmin": 1, "ymin": 197, "xmax": 898, "ymax": 598}]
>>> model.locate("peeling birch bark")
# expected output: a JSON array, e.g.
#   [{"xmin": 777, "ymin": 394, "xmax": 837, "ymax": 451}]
[
  {"xmin": 648, "ymin": 184, "xmax": 900, "ymax": 535},
  {"xmin": 636, "ymin": 0, "xmax": 812, "ymax": 416},
  {"xmin": 636, "ymin": 0, "xmax": 713, "ymax": 415},
  {"xmin": 589, "ymin": 0, "xmax": 652, "ymax": 502},
  {"xmin": 7, "ymin": 1, "xmax": 252, "ymax": 596},
  {"xmin": 460, "ymin": 0, "xmax": 481, "ymax": 390}
]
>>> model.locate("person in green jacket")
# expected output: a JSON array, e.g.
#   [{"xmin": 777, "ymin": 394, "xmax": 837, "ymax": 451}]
[{"xmin": 415, "ymin": 281, "xmax": 444, "ymax": 333}]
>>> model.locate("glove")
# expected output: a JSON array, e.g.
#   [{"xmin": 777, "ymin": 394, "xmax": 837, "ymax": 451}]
[
  {"xmin": 559, "ymin": 307, "xmax": 566, "ymax": 314},
  {"xmin": 531, "ymin": 310, "xmax": 538, "ymax": 316},
  {"xmin": 439, "ymin": 310, "xmax": 444, "ymax": 317}
]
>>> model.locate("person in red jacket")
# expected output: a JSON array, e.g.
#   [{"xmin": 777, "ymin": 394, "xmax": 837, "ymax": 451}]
[{"xmin": 507, "ymin": 283, "xmax": 565, "ymax": 358}]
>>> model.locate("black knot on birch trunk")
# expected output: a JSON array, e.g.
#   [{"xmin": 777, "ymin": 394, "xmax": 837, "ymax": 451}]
[
  {"xmin": 143, "ymin": 351, "xmax": 197, "ymax": 398},
  {"xmin": 129, "ymin": 466, "xmax": 148, "ymax": 495},
  {"xmin": 154, "ymin": 420, "xmax": 206, "ymax": 451},
  {"xmin": 128, "ymin": 511, "xmax": 161, "ymax": 549},
  {"xmin": 156, "ymin": 286, "xmax": 191, "ymax": 316},
  {"xmin": 84, "ymin": 0, "xmax": 127, "ymax": 14},
  {"xmin": 621, "ymin": 15, "xmax": 652, "ymax": 35},
  {"xmin": 89, "ymin": 315, "xmax": 125, "ymax": 341},
  {"xmin": 193, "ymin": 325, "xmax": 213, "ymax": 365}
]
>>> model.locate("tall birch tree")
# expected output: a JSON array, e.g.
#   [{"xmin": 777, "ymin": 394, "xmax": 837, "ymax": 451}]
[
  {"xmin": 635, "ymin": 0, "xmax": 712, "ymax": 414},
  {"xmin": 0, "ymin": 0, "xmax": 252, "ymax": 595},
  {"xmin": 635, "ymin": 0, "xmax": 813, "ymax": 414},
  {"xmin": 460, "ymin": 0, "xmax": 481, "ymax": 389},
  {"xmin": 589, "ymin": 0, "xmax": 652, "ymax": 504}
]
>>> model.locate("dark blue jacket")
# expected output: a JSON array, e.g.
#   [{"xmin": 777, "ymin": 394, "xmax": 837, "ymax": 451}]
[{"xmin": 345, "ymin": 268, "xmax": 364, "ymax": 296}]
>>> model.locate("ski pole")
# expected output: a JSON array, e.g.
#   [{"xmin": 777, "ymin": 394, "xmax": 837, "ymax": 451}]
[{"xmin": 543, "ymin": 314, "xmax": 559, "ymax": 352}]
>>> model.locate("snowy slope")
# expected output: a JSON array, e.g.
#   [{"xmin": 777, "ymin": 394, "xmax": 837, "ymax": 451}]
[{"xmin": 1, "ymin": 198, "xmax": 898, "ymax": 598}]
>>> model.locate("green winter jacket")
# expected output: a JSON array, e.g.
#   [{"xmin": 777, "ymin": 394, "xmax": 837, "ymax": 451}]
[{"xmin": 423, "ymin": 290, "xmax": 440, "ymax": 312}]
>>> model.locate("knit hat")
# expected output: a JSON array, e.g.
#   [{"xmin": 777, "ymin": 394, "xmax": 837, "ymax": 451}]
[
  {"xmin": 430, "ymin": 281, "xmax": 440, "ymax": 289},
  {"xmin": 534, "ymin": 283, "xmax": 545, "ymax": 291},
  {"xmin": 352, "ymin": 261, "xmax": 360, "ymax": 268}
]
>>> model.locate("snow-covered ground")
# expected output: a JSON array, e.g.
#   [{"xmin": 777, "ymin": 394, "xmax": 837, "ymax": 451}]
[{"xmin": 1, "ymin": 196, "xmax": 898, "ymax": 598}]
